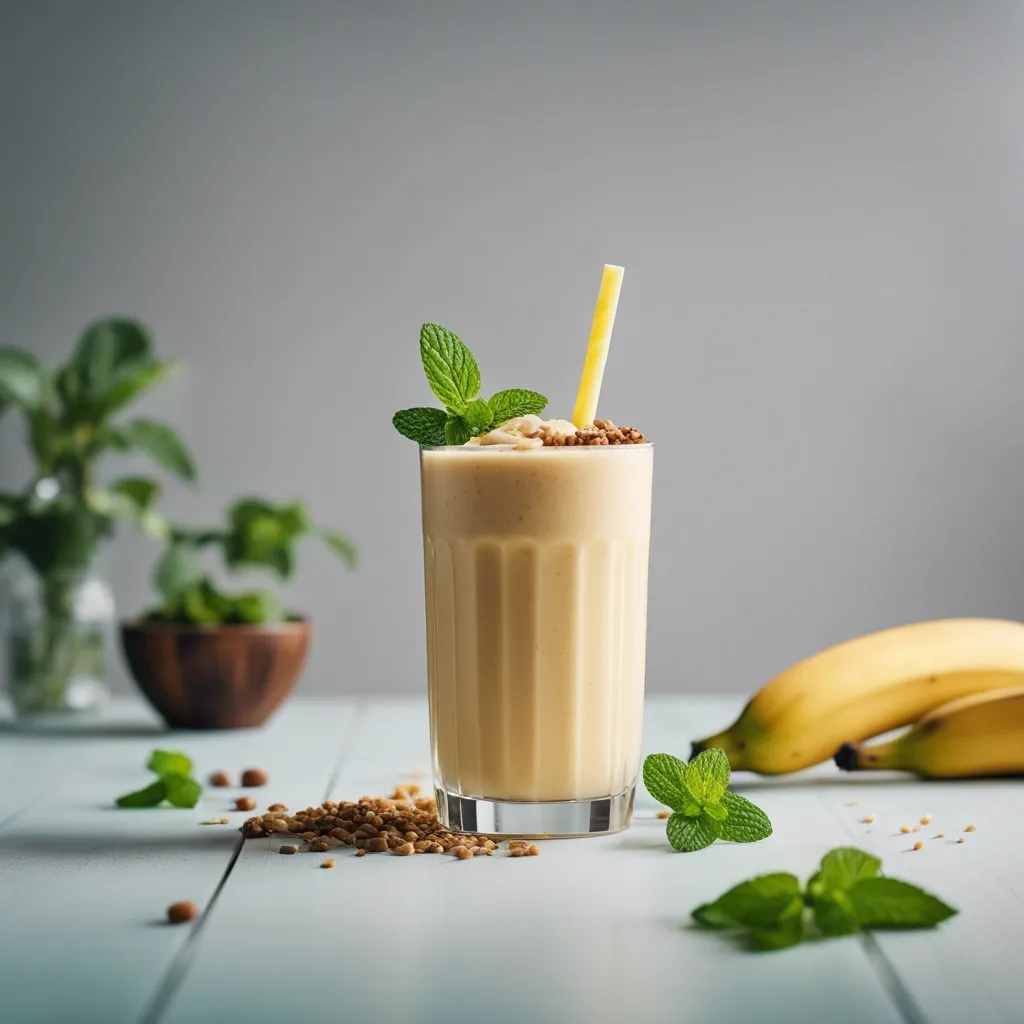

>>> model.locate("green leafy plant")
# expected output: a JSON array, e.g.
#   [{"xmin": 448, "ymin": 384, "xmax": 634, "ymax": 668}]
[
  {"xmin": 643, "ymin": 749, "xmax": 773, "ymax": 851},
  {"xmin": 0, "ymin": 319, "xmax": 194, "ymax": 711},
  {"xmin": 392, "ymin": 323, "xmax": 548, "ymax": 445},
  {"xmin": 144, "ymin": 497, "xmax": 356, "ymax": 625},
  {"xmin": 692, "ymin": 847, "xmax": 957, "ymax": 950},
  {"xmin": 115, "ymin": 749, "xmax": 203, "ymax": 808}
]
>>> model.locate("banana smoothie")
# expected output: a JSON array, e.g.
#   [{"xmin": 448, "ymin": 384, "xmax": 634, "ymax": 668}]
[
  {"xmin": 422, "ymin": 422, "xmax": 653, "ymax": 815},
  {"xmin": 393, "ymin": 264, "xmax": 648, "ymax": 834}
]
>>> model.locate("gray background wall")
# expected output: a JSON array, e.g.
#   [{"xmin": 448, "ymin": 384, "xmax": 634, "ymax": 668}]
[{"xmin": 3, "ymin": 0, "xmax": 1024, "ymax": 697}]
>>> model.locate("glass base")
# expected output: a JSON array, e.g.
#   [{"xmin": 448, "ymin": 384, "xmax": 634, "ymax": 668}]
[{"xmin": 435, "ymin": 784, "xmax": 635, "ymax": 838}]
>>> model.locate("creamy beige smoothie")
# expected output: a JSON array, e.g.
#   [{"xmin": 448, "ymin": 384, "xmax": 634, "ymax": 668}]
[{"xmin": 421, "ymin": 437, "xmax": 653, "ymax": 810}]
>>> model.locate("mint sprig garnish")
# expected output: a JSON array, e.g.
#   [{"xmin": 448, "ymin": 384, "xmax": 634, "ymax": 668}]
[
  {"xmin": 115, "ymin": 748, "xmax": 203, "ymax": 809},
  {"xmin": 693, "ymin": 847, "xmax": 957, "ymax": 951},
  {"xmin": 392, "ymin": 323, "xmax": 548, "ymax": 445},
  {"xmin": 643, "ymin": 749, "xmax": 772, "ymax": 851}
]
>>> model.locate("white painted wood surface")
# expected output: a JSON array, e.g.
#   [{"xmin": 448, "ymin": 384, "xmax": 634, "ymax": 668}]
[{"xmin": 0, "ymin": 696, "xmax": 1019, "ymax": 1024}]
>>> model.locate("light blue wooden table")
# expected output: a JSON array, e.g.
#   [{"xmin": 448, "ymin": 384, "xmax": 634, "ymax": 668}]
[{"xmin": 1, "ymin": 695, "xmax": 1020, "ymax": 1024}]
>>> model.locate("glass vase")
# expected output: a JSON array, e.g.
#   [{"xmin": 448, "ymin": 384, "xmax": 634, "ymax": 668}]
[{"xmin": 4, "ymin": 560, "xmax": 114, "ymax": 721}]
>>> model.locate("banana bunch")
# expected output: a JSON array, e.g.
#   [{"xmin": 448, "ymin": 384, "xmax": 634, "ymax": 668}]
[{"xmin": 691, "ymin": 618, "xmax": 1024, "ymax": 776}]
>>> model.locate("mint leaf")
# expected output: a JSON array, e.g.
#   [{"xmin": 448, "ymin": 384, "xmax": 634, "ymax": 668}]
[
  {"xmin": 813, "ymin": 891, "xmax": 860, "ymax": 936},
  {"xmin": 642, "ymin": 753, "xmax": 689, "ymax": 811},
  {"xmin": 147, "ymin": 750, "xmax": 193, "ymax": 778},
  {"xmin": 393, "ymin": 407, "xmax": 447, "ymax": 446},
  {"xmin": 717, "ymin": 792, "xmax": 773, "ymax": 843},
  {"xmin": 683, "ymin": 748, "xmax": 730, "ymax": 805},
  {"xmin": 847, "ymin": 878, "xmax": 957, "ymax": 929},
  {"xmin": 809, "ymin": 847, "xmax": 881, "ymax": 898},
  {"xmin": 420, "ymin": 323, "xmax": 480, "ymax": 413},
  {"xmin": 682, "ymin": 800, "xmax": 702, "ymax": 817},
  {"xmin": 163, "ymin": 773, "xmax": 203, "ymax": 809},
  {"xmin": 115, "ymin": 780, "xmax": 166, "ymax": 808},
  {"xmin": 693, "ymin": 873, "xmax": 802, "ymax": 929},
  {"xmin": 666, "ymin": 811, "xmax": 721, "ymax": 852},
  {"xmin": 463, "ymin": 398, "xmax": 494, "ymax": 432},
  {"xmin": 704, "ymin": 801, "xmax": 729, "ymax": 822},
  {"xmin": 488, "ymin": 388, "xmax": 548, "ymax": 424},
  {"xmin": 444, "ymin": 416, "xmax": 473, "ymax": 446},
  {"xmin": 751, "ymin": 915, "xmax": 805, "ymax": 951}
]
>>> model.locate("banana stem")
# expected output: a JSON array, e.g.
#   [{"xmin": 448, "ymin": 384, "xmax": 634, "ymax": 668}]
[
  {"xmin": 691, "ymin": 731, "xmax": 748, "ymax": 770},
  {"xmin": 834, "ymin": 740, "xmax": 899, "ymax": 772}
]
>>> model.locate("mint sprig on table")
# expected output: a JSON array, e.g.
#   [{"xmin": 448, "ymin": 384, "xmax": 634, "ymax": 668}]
[
  {"xmin": 693, "ymin": 847, "xmax": 957, "ymax": 951},
  {"xmin": 392, "ymin": 323, "xmax": 548, "ymax": 446},
  {"xmin": 643, "ymin": 749, "xmax": 772, "ymax": 851},
  {"xmin": 115, "ymin": 749, "xmax": 202, "ymax": 809}
]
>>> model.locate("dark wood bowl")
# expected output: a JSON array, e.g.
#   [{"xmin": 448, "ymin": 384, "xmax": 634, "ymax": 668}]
[{"xmin": 120, "ymin": 619, "xmax": 312, "ymax": 729}]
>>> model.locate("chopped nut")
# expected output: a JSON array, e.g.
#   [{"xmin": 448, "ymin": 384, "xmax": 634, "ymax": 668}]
[
  {"xmin": 235, "ymin": 796, "xmax": 257, "ymax": 812},
  {"xmin": 861, "ymin": 815, "xmax": 876, "ymax": 824},
  {"xmin": 321, "ymin": 859, "xmax": 336, "ymax": 869},
  {"xmin": 509, "ymin": 847, "xmax": 525, "ymax": 857},
  {"xmin": 209, "ymin": 771, "xmax": 232, "ymax": 787},
  {"xmin": 900, "ymin": 825, "xmax": 911, "ymax": 833},
  {"xmin": 920, "ymin": 814, "xmax": 932, "ymax": 825},
  {"xmin": 964, "ymin": 824, "xmax": 977, "ymax": 832},
  {"xmin": 310, "ymin": 841, "xmax": 329, "ymax": 853},
  {"xmin": 454, "ymin": 846, "xmax": 473, "ymax": 860},
  {"xmin": 934, "ymin": 833, "xmax": 944, "ymax": 839},
  {"xmin": 394, "ymin": 842, "xmax": 415, "ymax": 856},
  {"xmin": 367, "ymin": 837, "xmax": 389, "ymax": 853},
  {"xmin": 655, "ymin": 810, "xmax": 670, "ymax": 819},
  {"xmin": 279, "ymin": 845, "xmax": 298, "ymax": 855},
  {"xmin": 241, "ymin": 768, "xmax": 269, "ymax": 787},
  {"xmin": 957, "ymin": 837, "xmax": 966, "ymax": 844},
  {"xmin": 527, "ymin": 845, "xmax": 541, "ymax": 856},
  {"xmin": 167, "ymin": 901, "xmax": 199, "ymax": 923},
  {"xmin": 267, "ymin": 803, "xmax": 288, "ymax": 812},
  {"xmin": 913, "ymin": 841, "xmax": 923, "ymax": 851}
]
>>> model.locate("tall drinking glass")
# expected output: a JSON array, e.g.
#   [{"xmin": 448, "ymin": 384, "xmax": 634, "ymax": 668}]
[{"xmin": 420, "ymin": 442, "xmax": 653, "ymax": 836}]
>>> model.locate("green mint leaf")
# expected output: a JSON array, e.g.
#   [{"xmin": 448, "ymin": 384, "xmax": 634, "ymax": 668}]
[
  {"xmin": 813, "ymin": 891, "xmax": 860, "ymax": 936},
  {"xmin": 463, "ymin": 398, "xmax": 494, "ymax": 432},
  {"xmin": 147, "ymin": 750, "xmax": 193, "ymax": 778},
  {"xmin": 704, "ymin": 801, "xmax": 729, "ymax": 822},
  {"xmin": 392, "ymin": 407, "xmax": 447, "ymax": 446},
  {"xmin": 642, "ymin": 753, "xmax": 689, "ymax": 811},
  {"xmin": 750, "ymin": 915, "xmax": 805, "ymax": 951},
  {"xmin": 666, "ymin": 811, "xmax": 721, "ymax": 852},
  {"xmin": 692, "ymin": 873, "xmax": 802, "ymax": 929},
  {"xmin": 488, "ymin": 388, "xmax": 548, "ymax": 424},
  {"xmin": 420, "ymin": 323, "xmax": 480, "ymax": 413},
  {"xmin": 682, "ymin": 800, "xmax": 702, "ymax": 817},
  {"xmin": 163, "ymin": 773, "xmax": 203, "ymax": 809},
  {"xmin": 717, "ymin": 791, "xmax": 773, "ymax": 843},
  {"xmin": 809, "ymin": 847, "xmax": 882, "ymax": 899},
  {"xmin": 444, "ymin": 416, "xmax": 473, "ymax": 446},
  {"xmin": 847, "ymin": 878, "xmax": 957, "ymax": 929},
  {"xmin": 683, "ymin": 748, "xmax": 730, "ymax": 805},
  {"xmin": 115, "ymin": 780, "xmax": 167, "ymax": 808}
]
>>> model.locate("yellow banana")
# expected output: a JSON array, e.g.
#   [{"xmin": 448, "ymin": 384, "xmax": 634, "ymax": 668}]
[
  {"xmin": 691, "ymin": 618, "xmax": 1024, "ymax": 774},
  {"xmin": 835, "ymin": 685, "xmax": 1024, "ymax": 778}
]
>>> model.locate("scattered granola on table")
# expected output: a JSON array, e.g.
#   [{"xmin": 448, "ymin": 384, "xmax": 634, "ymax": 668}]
[{"xmin": 242, "ymin": 792, "xmax": 539, "ymax": 858}]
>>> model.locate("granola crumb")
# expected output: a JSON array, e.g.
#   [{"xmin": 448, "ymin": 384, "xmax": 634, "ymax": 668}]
[
  {"xmin": 540, "ymin": 419, "xmax": 646, "ymax": 446},
  {"xmin": 235, "ymin": 796, "xmax": 257, "ymax": 812},
  {"xmin": 355, "ymin": 848, "xmax": 366, "ymax": 856},
  {"xmin": 241, "ymin": 768, "xmax": 269, "ymax": 787},
  {"xmin": 209, "ymin": 771, "xmax": 232, "ymax": 787},
  {"xmin": 167, "ymin": 901, "xmax": 198, "ymax": 923},
  {"xmin": 267, "ymin": 803, "xmax": 288, "ymax": 812},
  {"xmin": 964, "ymin": 824, "xmax": 977, "ymax": 833},
  {"xmin": 655, "ymin": 810, "xmax": 670, "ymax": 819},
  {"xmin": 279, "ymin": 845, "xmax": 298, "ymax": 855},
  {"xmin": 321, "ymin": 858, "xmax": 336, "ymax": 869}
]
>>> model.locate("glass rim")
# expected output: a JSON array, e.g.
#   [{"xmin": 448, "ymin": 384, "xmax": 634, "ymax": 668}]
[{"xmin": 419, "ymin": 441, "xmax": 654, "ymax": 452}]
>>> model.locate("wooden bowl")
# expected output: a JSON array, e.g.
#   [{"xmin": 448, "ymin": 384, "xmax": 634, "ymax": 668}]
[{"xmin": 120, "ymin": 619, "xmax": 311, "ymax": 729}]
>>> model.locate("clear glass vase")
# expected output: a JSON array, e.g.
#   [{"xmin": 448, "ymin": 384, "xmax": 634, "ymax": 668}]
[{"xmin": 4, "ymin": 559, "xmax": 114, "ymax": 721}]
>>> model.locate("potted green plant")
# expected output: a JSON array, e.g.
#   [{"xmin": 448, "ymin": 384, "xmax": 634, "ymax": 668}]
[
  {"xmin": 121, "ymin": 497, "xmax": 356, "ymax": 729},
  {"xmin": 0, "ymin": 319, "xmax": 193, "ymax": 718}
]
